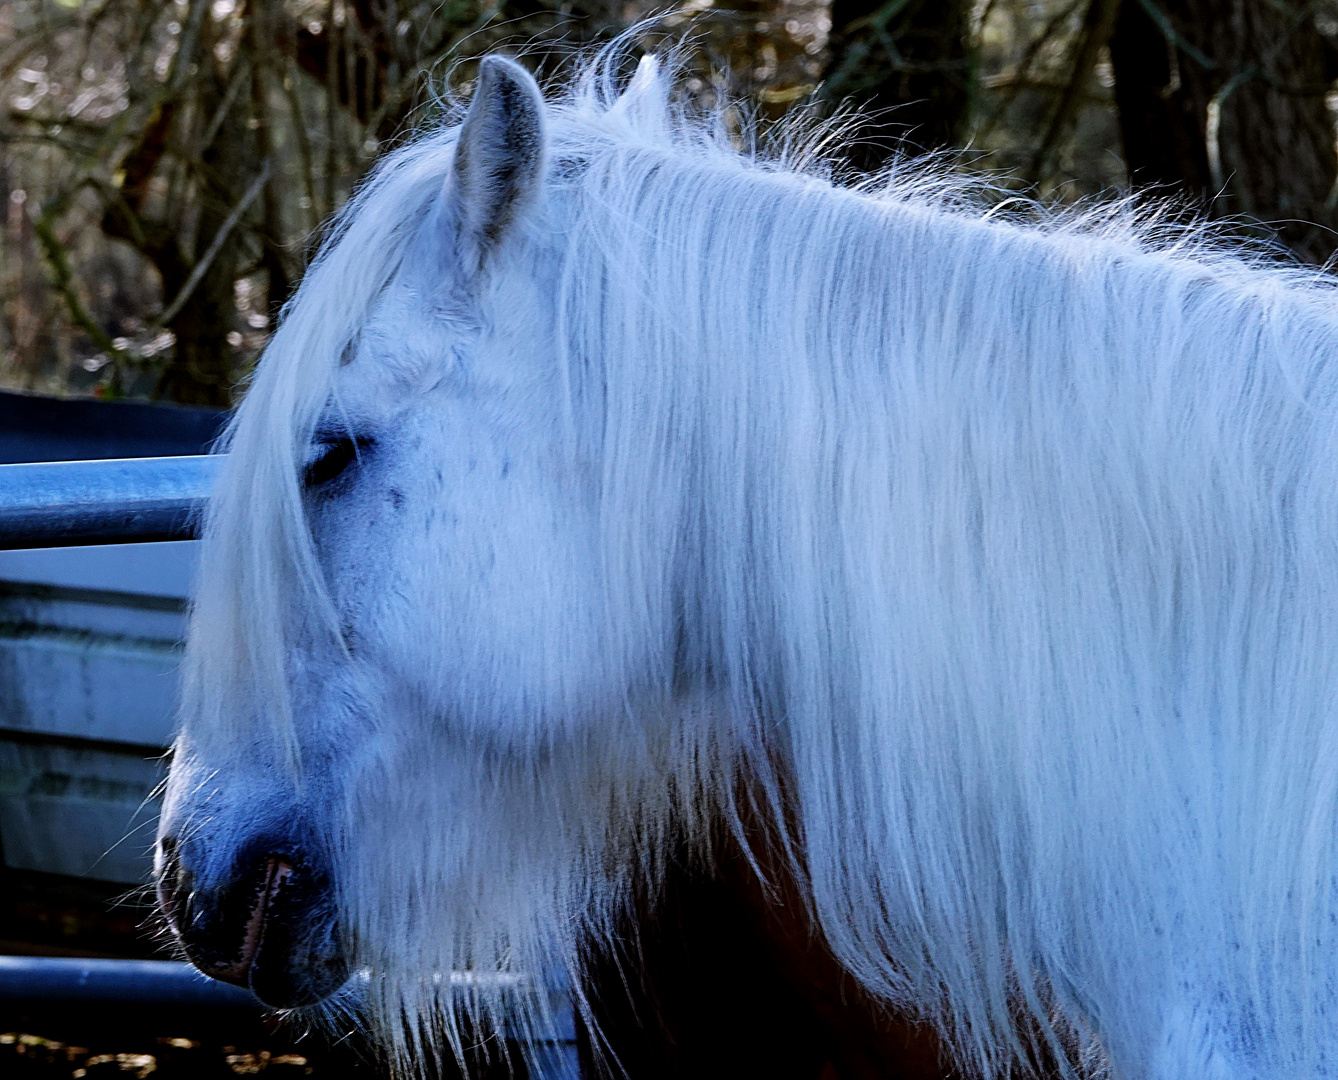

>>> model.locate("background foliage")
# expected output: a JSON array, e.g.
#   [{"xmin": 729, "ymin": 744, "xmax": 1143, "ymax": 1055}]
[{"xmin": 2, "ymin": 0, "xmax": 1336, "ymax": 405}]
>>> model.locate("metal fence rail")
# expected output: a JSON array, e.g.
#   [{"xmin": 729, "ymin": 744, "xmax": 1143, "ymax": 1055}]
[
  {"xmin": 0, "ymin": 956, "xmax": 258, "ymax": 1008},
  {"xmin": 0, "ymin": 455, "xmax": 220, "ymax": 548}
]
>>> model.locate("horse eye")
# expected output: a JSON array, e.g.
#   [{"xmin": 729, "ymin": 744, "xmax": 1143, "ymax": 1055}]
[{"xmin": 304, "ymin": 436, "xmax": 371, "ymax": 488}]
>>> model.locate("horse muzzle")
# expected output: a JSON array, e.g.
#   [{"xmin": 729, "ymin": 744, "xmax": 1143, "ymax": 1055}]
[{"xmin": 156, "ymin": 833, "xmax": 349, "ymax": 1008}]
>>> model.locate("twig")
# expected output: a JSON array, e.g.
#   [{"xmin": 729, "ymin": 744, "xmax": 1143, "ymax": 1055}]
[
  {"xmin": 822, "ymin": 0, "xmax": 919, "ymax": 102},
  {"xmin": 155, "ymin": 159, "xmax": 271, "ymax": 328},
  {"xmin": 1027, "ymin": 0, "xmax": 1123, "ymax": 184},
  {"xmin": 1205, "ymin": 67, "xmax": 1257, "ymax": 199},
  {"xmin": 201, "ymin": 57, "xmax": 251, "ymax": 150},
  {"xmin": 359, "ymin": 0, "xmax": 506, "ymax": 143},
  {"xmin": 842, "ymin": 0, "xmax": 918, "ymax": 36},
  {"xmin": 165, "ymin": 0, "xmax": 211, "ymax": 98},
  {"xmin": 281, "ymin": 57, "xmax": 319, "ymax": 231},
  {"xmin": 974, "ymin": 0, "xmax": 1086, "ymax": 142},
  {"xmin": 324, "ymin": 0, "xmax": 339, "ymax": 219},
  {"xmin": 1131, "ymin": 0, "xmax": 1217, "ymax": 70},
  {"xmin": 32, "ymin": 184, "xmax": 136, "ymax": 368},
  {"xmin": 0, "ymin": 127, "xmax": 93, "ymax": 154}
]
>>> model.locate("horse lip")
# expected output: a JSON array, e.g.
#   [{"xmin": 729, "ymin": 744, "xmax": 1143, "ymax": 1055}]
[{"xmin": 199, "ymin": 857, "xmax": 293, "ymax": 987}]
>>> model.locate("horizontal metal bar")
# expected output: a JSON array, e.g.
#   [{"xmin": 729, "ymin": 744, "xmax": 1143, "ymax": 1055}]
[
  {"xmin": 0, "ymin": 456, "xmax": 222, "ymax": 549},
  {"xmin": 0, "ymin": 956, "xmax": 258, "ymax": 1008}
]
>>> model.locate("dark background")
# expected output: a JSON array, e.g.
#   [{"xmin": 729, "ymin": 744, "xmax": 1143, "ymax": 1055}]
[{"xmin": 3, "ymin": 0, "xmax": 1338, "ymax": 406}]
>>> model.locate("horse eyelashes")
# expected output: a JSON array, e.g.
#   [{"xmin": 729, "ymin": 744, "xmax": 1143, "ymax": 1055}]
[{"xmin": 304, "ymin": 436, "xmax": 373, "ymax": 488}]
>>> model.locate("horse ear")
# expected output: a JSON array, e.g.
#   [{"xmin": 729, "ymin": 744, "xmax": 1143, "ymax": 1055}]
[{"xmin": 449, "ymin": 55, "xmax": 547, "ymax": 275}]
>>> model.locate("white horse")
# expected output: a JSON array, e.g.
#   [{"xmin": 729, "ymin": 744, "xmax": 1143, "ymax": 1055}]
[{"xmin": 156, "ymin": 47, "xmax": 1338, "ymax": 1080}]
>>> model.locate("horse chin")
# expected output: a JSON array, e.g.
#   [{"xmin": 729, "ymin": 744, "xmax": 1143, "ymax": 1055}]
[{"xmin": 247, "ymin": 914, "xmax": 350, "ymax": 1009}]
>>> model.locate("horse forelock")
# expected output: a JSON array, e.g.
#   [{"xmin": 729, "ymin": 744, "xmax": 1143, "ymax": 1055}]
[{"xmin": 187, "ymin": 41, "xmax": 1338, "ymax": 1079}]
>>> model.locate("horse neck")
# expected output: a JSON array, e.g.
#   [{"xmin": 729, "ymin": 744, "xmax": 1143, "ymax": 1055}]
[{"xmin": 569, "ymin": 157, "xmax": 999, "ymax": 675}]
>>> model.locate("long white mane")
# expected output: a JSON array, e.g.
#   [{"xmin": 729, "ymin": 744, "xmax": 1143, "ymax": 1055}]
[{"xmin": 188, "ymin": 46, "xmax": 1338, "ymax": 1079}]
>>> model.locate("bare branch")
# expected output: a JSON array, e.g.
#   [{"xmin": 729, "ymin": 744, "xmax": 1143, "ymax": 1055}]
[
  {"xmin": 32, "ymin": 186, "xmax": 138, "ymax": 369},
  {"xmin": 1027, "ymin": 0, "xmax": 1123, "ymax": 183},
  {"xmin": 155, "ymin": 159, "xmax": 272, "ymax": 328}
]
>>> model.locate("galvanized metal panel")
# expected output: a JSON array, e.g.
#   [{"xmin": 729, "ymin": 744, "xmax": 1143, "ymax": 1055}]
[
  {"xmin": 0, "ymin": 590, "xmax": 184, "ymax": 642},
  {"xmin": 0, "ymin": 543, "xmax": 194, "ymax": 883},
  {"xmin": 0, "ymin": 740, "xmax": 164, "ymax": 883},
  {"xmin": 0, "ymin": 626, "xmax": 180, "ymax": 747},
  {"xmin": 0, "ymin": 540, "xmax": 198, "ymax": 599}
]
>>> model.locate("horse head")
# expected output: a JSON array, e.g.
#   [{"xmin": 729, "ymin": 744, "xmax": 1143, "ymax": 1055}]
[{"xmin": 156, "ymin": 57, "xmax": 656, "ymax": 1027}]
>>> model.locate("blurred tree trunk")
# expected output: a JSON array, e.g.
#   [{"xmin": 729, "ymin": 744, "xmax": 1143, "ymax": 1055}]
[
  {"xmin": 246, "ymin": 0, "xmax": 296, "ymax": 320},
  {"xmin": 102, "ymin": 10, "xmax": 258, "ymax": 406},
  {"xmin": 1109, "ymin": 0, "xmax": 1338, "ymax": 263},
  {"xmin": 153, "ymin": 52, "xmax": 253, "ymax": 408},
  {"xmin": 822, "ymin": 0, "xmax": 973, "ymax": 171}
]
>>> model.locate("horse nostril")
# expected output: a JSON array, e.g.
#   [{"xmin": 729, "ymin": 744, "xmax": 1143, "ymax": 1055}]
[{"xmin": 156, "ymin": 836, "xmax": 346, "ymax": 1007}]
